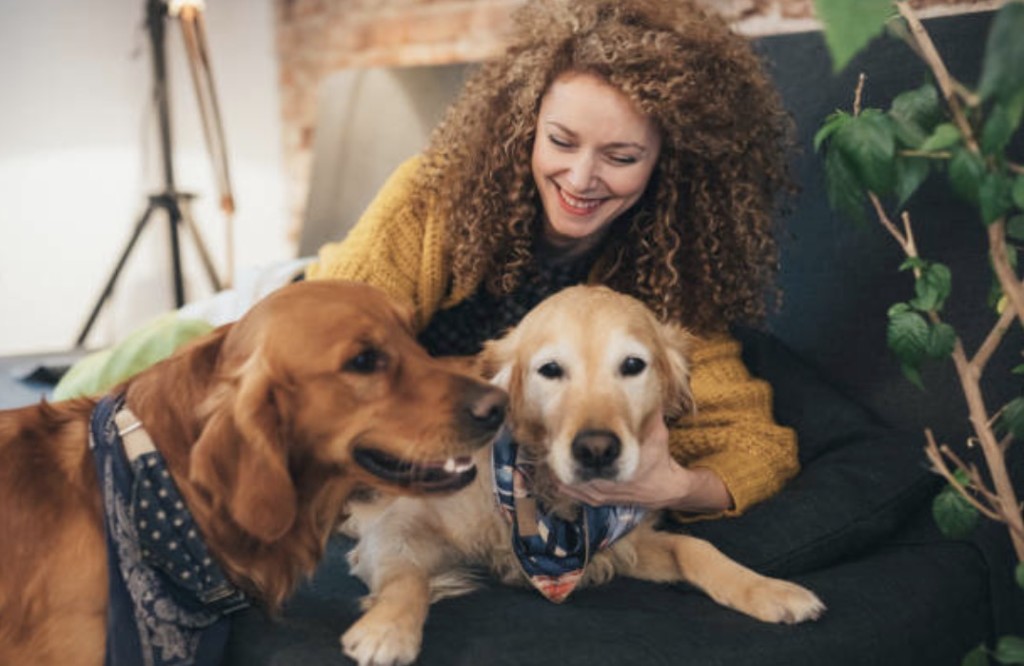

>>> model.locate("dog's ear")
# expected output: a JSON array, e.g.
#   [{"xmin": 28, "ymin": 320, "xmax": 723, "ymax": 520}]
[
  {"xmin": 659, "ymin": 322, "xmax": 696, "ymax": 421},
  {"xmin": 479, "ymin": 328, "xmax": 519, "ymax": 392},
  {"xmin": 190, "ymin": 351, "xmax": 298, "ymax": 543}
]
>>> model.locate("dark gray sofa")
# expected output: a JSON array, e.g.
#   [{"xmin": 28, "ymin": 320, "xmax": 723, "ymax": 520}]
[{"xmin": 222, "ymin": 11, "xmax": 1022, "ymax": 666}]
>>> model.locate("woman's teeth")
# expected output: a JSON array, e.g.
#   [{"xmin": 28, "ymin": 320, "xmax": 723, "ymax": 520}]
[{"xmin": 559, "ymin": 188, "xmax": 602, "ymax": 210}]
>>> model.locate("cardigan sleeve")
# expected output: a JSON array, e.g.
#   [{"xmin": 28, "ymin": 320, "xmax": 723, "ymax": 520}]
[
  {"xmin": 305, "ymin": 156, "xmax": 440, "ymax": 326},
  {"xmin": 668, "ymin": 333, "xmax": 799, "ymax": 519}
]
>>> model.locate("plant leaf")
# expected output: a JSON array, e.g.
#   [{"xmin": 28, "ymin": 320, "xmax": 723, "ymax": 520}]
[
  {"xmin": 933, "ymin": 482, "xmax": 980, "ymax": 539},
  {"xmin": 926, "ymin": 322, "xmax": 957, "ymax": 359},
  {"xmin": 980, "ymin": 172, "xmax": 1014, "ymax": 225},
  {"xmin": 812, "ymin": 0, "xmax": 895, "ymax": 73},
  {"xmin": 920, "ymin": 122, "xmax": 962, "ymax": 152},
  {"xmin": 815, "ymin": 110, "xmax": 853, "ymax": 152},
  {"xmin": 889, "ymin": 83, "xmax": 943, "ymax": 148},
  {"xmin": 949, "ymin": 148, "xmax": 987, "ymax": 205},
  {"xmin": 1013, "ymin": 176, "xmax": 1024, "ymax": 211},
  {"xmin": 978, "ymin": 1, "xmax": 1024, "ymax": 103},
  {"xmin": 825, "ymin": 144, "xmax": 868, "ymax": 224},
  {"xmin": 1001, "ymin": 396, "xmax": 1024, "ymax": 440},
  {"xmin": 910, "ymin": 262, "xmax": 952, "ymax": 312},
  {"xmin": 888, "ymin": 307, "xmax": 929, "ymax": 366},
  {"xmin": 899, "ymin": 257, "xmax": 926, "ymax": 272},
  {"xmin": 1008, "ymin": 216, "xmax": 1024, "ymax": 243},
  {"xmin": 900, "ymin": 362, "xmax": 925, "ymax": 390},
  {"xmin": 963, "ymin": 645, "xmax": 990, "ymax": 666},
  {"xmin": 982, "ymin": 104, "xmax": 1017, "ymax": 156},
  {"xmin": 894, "ymin": 155, "xmax": 931, "ymax": 208},
  {"xmin": 994, "ymin": 635, "xmax": 1024, "ymax": 665},
  {"xmin": 834, "ymin": 110, "xmax": 897, "ymax": 194}
]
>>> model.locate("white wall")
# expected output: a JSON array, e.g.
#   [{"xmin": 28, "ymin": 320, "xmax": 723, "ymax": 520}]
[{"xmin": 0, "ymin": 0, "xmax": 291, "ymax": 355}]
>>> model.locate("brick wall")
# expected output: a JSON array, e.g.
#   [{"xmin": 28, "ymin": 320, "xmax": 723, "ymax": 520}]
[{"xmin": 273, "ymin": 0, "xmax": 1000, "ymax": 237}]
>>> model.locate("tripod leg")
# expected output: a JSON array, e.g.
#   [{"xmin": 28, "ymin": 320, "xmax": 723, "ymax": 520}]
[
  {"xmin": 75, "ymin": 201, "xmax": 159, "ymax": 347},
  {"xmin": 178, "ymin": 197, "xmax": 224, "ymax": 292},
  {"xmin": 165, "ymin": 196, "xmax": 186, "ymax": 308}
]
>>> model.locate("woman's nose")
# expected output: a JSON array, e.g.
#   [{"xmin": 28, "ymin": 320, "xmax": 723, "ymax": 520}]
[{"xmin": 565, "ymin": 154, "xmax": 597, "ymax": 192}]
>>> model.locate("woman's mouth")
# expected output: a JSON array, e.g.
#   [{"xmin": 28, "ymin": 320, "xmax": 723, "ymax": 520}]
[{"xmin": 556, "ymin": 185, "xmax": 604, "ymax": 216}]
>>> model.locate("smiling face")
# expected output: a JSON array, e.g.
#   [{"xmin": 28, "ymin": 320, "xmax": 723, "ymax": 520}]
[{"xmin": 531, "ymin": 72, "xmax": 662, "ymax": 256}]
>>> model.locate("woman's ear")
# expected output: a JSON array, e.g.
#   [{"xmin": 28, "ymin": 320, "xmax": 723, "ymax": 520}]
[
  {"xmin": 190, "ymin": 352, "xmax": 298, "ymax": 543},
  {"xmin": 659, "ymin": 322, "xmax": 696, "ymax": 422}
]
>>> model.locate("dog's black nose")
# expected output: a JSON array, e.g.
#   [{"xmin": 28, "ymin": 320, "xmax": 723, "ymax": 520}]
[
  {"xmin": 464, "ymin": 384, "xmax": 508, "ymax": 433},
  {"xmin": 571, "ymin": 430, "xmax": 621, "ymax": 473}
]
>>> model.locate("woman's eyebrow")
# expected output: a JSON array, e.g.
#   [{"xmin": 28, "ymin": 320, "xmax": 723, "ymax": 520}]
[{"xmin": 543, "ymin": 121, "xmax": 650, "ymax": 153}]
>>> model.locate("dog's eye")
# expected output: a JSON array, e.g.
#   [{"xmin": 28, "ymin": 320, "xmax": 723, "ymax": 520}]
[
  {"xmin": 537, "ymin": 361, "xmax": 564, "ymax": 379},
  {"xmin": 344, "ymin": 348, "xmax": 386, "ymax": 374},
  {"xmin": 620, "ymin": 356, "xmax": 647, "ymax": 377}
]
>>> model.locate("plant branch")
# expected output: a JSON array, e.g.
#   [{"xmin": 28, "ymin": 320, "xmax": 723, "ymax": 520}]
[
  {"xmin": 925, "ymin": 431, "xmax": 1002, "ymax": 521},
  {"xmin": 895, "ymin": 2, "xmax": 981, "ymax": 154},
  {"xmin": 989, "ymin": 219, "xmax": 1024, "ymax": 330},
  {"xmin": 999, "ymin": 433, "xmax": 1013, "ymax": 455},
  {"xmin": 853, "ymin": 73, "xmax": 866, "ymax": 117},
  {"xmin": 939, "ymin": 442, "xmax": 1005, "ymax": 511},
  {"xmin": 946, "ymin": 317, "xmax": 1024, "ymax": 559},
  {"xmin": 972, "ymin": 303, "xmax": 1017, "ymax": 374},
  {"xmin": 874, "ymin": 192, "xmax": 1024, "ymax": 560},
  {"xmin": 868, "ymin": 192, "xmax": 910, "ymax": 251},
  {"xmin": 898, "ymin": 149, "xmax": 953, "ymax": 159}
]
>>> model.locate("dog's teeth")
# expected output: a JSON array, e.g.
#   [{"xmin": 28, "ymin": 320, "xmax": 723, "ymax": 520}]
[{"xmin": 442, "ymin": 457, "xmax": 474, "ymax": 474}]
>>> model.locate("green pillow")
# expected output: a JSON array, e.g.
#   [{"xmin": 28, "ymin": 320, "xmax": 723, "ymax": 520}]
[{"xmin": 54, "ymin": 313, "xmax": 214, "ymax": 400}]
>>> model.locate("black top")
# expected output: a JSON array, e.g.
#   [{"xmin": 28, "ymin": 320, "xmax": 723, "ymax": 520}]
[{"xmin": 417, "ymin": 248, "xmax": 597, "ymax": 357}]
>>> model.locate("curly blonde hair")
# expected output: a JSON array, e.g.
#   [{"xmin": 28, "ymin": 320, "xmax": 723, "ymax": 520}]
[{"xmin": 413, "ymin": 0, "xmax": 793, "ymax": 333}]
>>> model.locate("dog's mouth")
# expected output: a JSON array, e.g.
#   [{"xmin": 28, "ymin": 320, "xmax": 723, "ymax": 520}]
[{"xmin": 352, "ymin": 447, "xmax": 477, "ymax": 492}]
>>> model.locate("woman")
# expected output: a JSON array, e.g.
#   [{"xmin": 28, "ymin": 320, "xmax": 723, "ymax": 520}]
[{"xmin": 306, "ymin": 0, "xmax": 798, "ymax": 519}]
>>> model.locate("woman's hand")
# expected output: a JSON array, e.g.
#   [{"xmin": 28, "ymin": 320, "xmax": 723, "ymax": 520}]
[{"xmin": 558, "ymin": 412, "xmax": 734, "ymax": 514}]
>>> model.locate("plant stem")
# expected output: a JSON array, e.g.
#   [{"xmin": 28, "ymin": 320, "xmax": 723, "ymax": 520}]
[
  {"xmin": 947, "ymin": 328, "xmax": 1024, "ymax": 560},
  {"xmin": 895, "ymin": 2, "xmax": 981, "ymax": 154},
  {"xmin": 989, "ymin": 219, "xmax": 1024, "ymax": 329},
  {"xmin": 972, "ymin": 303, "xmax": 1016, "ymax": 372},
  {"xmin": 868, "ymin": 192, "xmax": 910, "ymax": 251}
]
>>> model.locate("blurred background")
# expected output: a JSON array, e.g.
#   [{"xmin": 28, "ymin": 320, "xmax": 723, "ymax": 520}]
[{"xmin": 0, "ymin": 0, "xmax": 997, "ymax": 356}]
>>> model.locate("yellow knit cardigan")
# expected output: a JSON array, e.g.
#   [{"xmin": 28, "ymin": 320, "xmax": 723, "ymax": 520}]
[{"xmin": 308, "ymin": 157, "xmax": 799, "ymax": 517}]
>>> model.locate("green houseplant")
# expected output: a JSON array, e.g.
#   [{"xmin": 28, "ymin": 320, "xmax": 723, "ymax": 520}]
[{"xmin": 812, "ymin": 1, "xmax": 1024, "ymax": 663}]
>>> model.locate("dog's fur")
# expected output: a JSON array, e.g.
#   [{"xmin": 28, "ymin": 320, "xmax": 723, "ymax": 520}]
[
  {"xmin": 0, "ymin": 280, "xmax": 506, "ymax": 666},
  {"xmin": 342, "ymin": 285, "xmax": 824, "ymax": 666}
]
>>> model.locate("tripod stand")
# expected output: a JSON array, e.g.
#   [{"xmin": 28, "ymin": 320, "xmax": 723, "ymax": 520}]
[{"xmin": 75, "ymin": 0, "xmax": 223, "ymax": 348}]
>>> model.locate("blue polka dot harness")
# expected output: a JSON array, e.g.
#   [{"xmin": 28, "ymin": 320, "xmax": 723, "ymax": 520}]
[{"xmin": 89, "ymin": 394, "xmax": 249, "ymax": 666}]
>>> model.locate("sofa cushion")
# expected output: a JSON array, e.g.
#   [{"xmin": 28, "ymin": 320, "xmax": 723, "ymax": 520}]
[
  {"xmin": 680, "ymin": 329, "xmax": 940, "ymax": 576},
  {"xmin": 225, "ymin": 525, "xmax": 990, "ymax": 666}
]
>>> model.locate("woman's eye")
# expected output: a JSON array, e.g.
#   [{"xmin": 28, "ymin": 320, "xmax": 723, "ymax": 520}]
[
  {"xmin": 549, "ymin": 134, "xmax": 572, "ymax": 148},
  {"xmin": 608, "ymin": 154, "xmax": 639, "ymax": 165},
  {"xmin": 620, "ymin": 356, "xmax": 647, "ymax": 377},
  {"xmin": 344, "ymin": 348, "xmax": 386, "ymax": 374},
  {"xmin": 537, "ymin": 361, "xmax": 564, "ymax": 379}
]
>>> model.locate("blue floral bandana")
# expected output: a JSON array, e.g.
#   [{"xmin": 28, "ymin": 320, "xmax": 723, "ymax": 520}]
[
  {"xmin": 491, "ymin": 426, "xmax": 647, "ymax": 603},
  {"xmin": 89, "ymin": 394, "xmax": 249, "ymax": 666}
]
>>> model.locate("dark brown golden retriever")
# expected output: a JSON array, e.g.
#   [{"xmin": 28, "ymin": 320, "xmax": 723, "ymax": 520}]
[{"xmin": 0, "ymin": 280, "xmax": 506, "ymax": 666}]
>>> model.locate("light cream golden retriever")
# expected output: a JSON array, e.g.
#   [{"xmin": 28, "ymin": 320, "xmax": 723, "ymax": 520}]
[
  {"xmin": 342, "ymin": 285, "xmax": 824, "ymax": 666},
  {"xmin": 0, "ymin": 280, "xmax": 506, "ymax": 666}
]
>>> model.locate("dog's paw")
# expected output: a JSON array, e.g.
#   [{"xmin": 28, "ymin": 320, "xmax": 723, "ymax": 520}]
[
  {"xmin": 735, "ymin": 577, "xmax": 826, "ymax": 624},
  {"xmin": 341, "ymin": 613, "xmax": 423, "ymax": 666}
]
